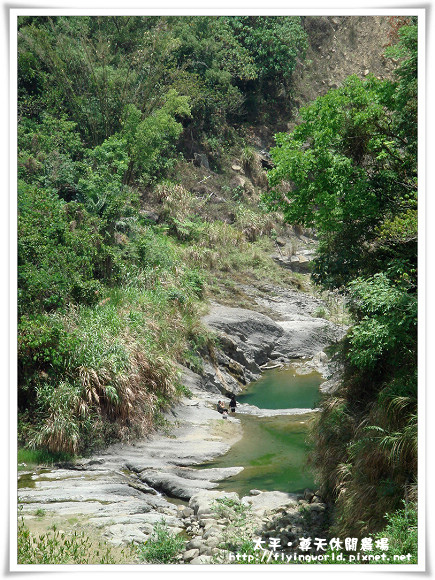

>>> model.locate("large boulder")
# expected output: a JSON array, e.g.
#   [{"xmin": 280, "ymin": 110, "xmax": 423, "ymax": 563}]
[
  {"xmin": 189, "ymin": 490, "xmax": 240, "ymax": 517},
  {"xmin": 202, "ymin": 361, "xmax": 243, "ymax": 395},
  {"xmin": 138, "ymin": 471, "xmax": 218, "ymax": 501},
  {"xmin": 202, "ymin": 305, "xmax": 284, "ymax": 368},
  {"xmin": 241, "ymin": 491, "xmax": 298, "ymax": 515},
  {"xmin": 138, "ymin": 465, "xmax": 244, "ymax": 501},
  {"xmin": 274, "ymin": 319, "xmax": 345, "ymax": 358}
]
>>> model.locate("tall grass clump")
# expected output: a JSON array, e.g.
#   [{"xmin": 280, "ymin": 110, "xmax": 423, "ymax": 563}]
[
  {"xmin": 17, "ymin": 447, "xmax": 73, "ymax": 467},
  {"xmin": 18, "ymin": 220, "xmax": 210, "ymax": 455},
  {"xmin": 17, "ymin": 509, "xmax": 133, "ymax": 564},
  {"xmin": 309, "ymin": 343, "xmax": 417, "ymax": 538}
]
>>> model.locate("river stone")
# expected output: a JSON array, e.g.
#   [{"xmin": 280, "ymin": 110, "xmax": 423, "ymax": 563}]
[
  {"xmin": 304, "ymin": 489, "xmax": 315, "ymax": 502},
  {"xmin": 174, "ymin": 466, "xmax": 243, "ymax": 482},
  {"xmin": 202, "ymin": 519, "xmax": 218, "ymax": 529},
  {"xmin": 205, "ymin": 536, "xmax": 221, "ymax": 548},
  {"xmin": 203, "ymin": 527, "xmax": 221, "ymax": 540},
  {"xmin": 309, "ymin": 503, "xmax": 326, "ymax": 512},
  {"xmin": 183, "ymin": 548, "xmax": 200, "ymax": 561},
  {"xmin": 202, "ymin": 361, "xmax": 243, "ymax": 395},
  {"xmin": 138, "ymin": 470, "xmax": 218, "ymax": 500},
  {"xmin": 189, "ymin": 490, "xmax": 239, "ymax": 516},
  {"xmin": 186, "ymin": 538, "xmax": 204, "ymax": 551},
  {"xmin": 274, "ymin": 319, "xmax": 345, "ymax": 358},
  {"xmin": 320, "ymin": 377, "xmax": 341, "ymax": 394},
  {"xmin": 125, "ymin": 421, "xmax": 234, "ymax": 472},
  {"xmin": 190, "ymin": 555, "xmax": 213, "ymax": 564},
  {"xmin": 241, "ymin": 491, "xmax": 298, "ymax": 514},
  {"xmin": 239, "ymin": 404, "xmax": 316, "ymax": 417},
  {"xmin": 103, "ymin": 523, "xmax": 151, "ymax": 545}
]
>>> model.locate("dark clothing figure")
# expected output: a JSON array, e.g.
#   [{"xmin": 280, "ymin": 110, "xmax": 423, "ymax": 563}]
[
  {"xmin": 217, "ymin": 400, "xmax": 228, "ymax": 418},
  {"xmin": 229, "ymin": 395, "xmax": 237, "ymax": 413}
]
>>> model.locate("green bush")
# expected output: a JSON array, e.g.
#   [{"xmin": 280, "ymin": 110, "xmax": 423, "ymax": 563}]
[
  {"xmin": 371, "ymin": 502, "xmax": 418, "ymax": 564},
  {"xmin": 122, "ymin": 90, "xmax": 191, "ymax": 185},
  {"xmin": 137, "ymin": 520, "xmax": 185, "ymax": 564},
  {"xmin": 18, "ymin": 182, "xmax": 104, "ymax": 315},
  {"xmin": 17, "ymin": 113, "xmax": 83, "ymax": 197},
  {"xmin": 77, "ymin": 135, "xmax": 136, "ymax": 223}
]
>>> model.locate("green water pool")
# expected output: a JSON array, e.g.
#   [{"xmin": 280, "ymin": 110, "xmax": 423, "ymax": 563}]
[
  {"xmin": 199, "ymin": 413, "xmax": 316, "ymax": 496},
  {"xmin": 197, "ymin": 365, "xmax": 323, "ymax": 496},
  {"xmin": 237, "ymin": 366, "xmax": 322, "ymax": 409}
]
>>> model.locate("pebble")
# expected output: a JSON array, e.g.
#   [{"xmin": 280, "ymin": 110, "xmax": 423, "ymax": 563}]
[
  {"xmin": 186, "ymin": 538, "xmax": 203, "ymax": 551},
  {"xmin": 205, "ymin": 536, "xmax": 220, "ymax": 549}
]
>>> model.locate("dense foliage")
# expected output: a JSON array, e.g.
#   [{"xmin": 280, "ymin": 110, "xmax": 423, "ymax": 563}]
[
  {"xmin": 17, "ymin": 13, "xmax": 419, "ymax": 559},
  {"xmin": 18, "ymin": 15, "xmax": 307, "ymax": 158},
  {"xmin": 17, "ymin": 15, "xmax": 306, "ymax": 454},
  {"xmin": 264, "ymin": 19, "xmax": 418, "ymax": 539}
]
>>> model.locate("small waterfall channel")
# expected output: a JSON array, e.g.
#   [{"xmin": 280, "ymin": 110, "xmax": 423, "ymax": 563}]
[{"xmin": 194, "ymin": 365, "xmax": 323, "ymax": 496}]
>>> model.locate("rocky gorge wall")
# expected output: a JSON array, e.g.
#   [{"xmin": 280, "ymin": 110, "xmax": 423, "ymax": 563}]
[{"xmin": 201, "ymin": 286, "xmax": 346, "ymax": 397}]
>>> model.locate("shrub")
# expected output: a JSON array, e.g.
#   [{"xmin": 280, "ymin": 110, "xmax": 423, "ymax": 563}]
[
  {"xmin": 122, "ymin": 90, "xmax": 191, "ymax": 185},
  {"xmin": 370, "ymin": 502, "xmax": 418, "ymax": 564},
  {"xmin": 137, "ymin": 519, "xmax": 185, "ymax": 564},
  {"xmin": 18, "ymin": 182, "xmax": 103, "ymax": 315}
]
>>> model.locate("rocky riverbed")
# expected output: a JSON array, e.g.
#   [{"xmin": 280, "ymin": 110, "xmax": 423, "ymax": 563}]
[{"xmin": 18, "ymin": 285, "xmax": 346, "ymax": 562}]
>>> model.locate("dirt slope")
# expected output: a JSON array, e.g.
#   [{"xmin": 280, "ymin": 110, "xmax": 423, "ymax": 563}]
[{"xmin": 292, "ymin": 16, "xmax": 396, "ymax": 110}]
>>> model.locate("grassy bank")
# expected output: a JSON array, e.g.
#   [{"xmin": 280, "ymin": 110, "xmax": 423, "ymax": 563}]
[{"xmin": 18, "ymin": 173, "xmax": 304, "ymax": 457}]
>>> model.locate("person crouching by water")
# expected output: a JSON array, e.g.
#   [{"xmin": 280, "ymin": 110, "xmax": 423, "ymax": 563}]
[
  {"xmin": 229, "ymin": 394, "xmax": 237, "ymax": 414},
  {"xmin": 217, "ymin": 400, "xmax": 228, "ymax": 418}
]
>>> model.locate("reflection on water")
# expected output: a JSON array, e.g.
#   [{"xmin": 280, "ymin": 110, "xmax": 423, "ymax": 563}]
[
  {"xmin": 198, "ymin": 413, "xmax": 316, "ymax": 496},
  {"xmin": 196, "ymin": 366, "xmax": 323, "ymax": 496},
  {"xmin": 237, "ymin": 366, "xmax": 322, "ymax": 410}
]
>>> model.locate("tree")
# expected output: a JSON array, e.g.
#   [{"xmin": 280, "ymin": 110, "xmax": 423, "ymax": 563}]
[
  {"xmin": 223, "ymin": 16, "xmax": 307, "ymax": 116},
  {"xmin": 18, "ymin": 16, "xmax": 183, "ymax": 146},
  {"xmin": 264, "ymin": 20, "xmax": 418, "ymax": 535},
  {"xmin": 225, "ymin": 16, "xmax": 307, "ymax": 83},
  {"xmin": 121, "ymin": 89, "xmax": 191, "ymax": 185},
  {"xmin": 264, "ymin": 70, "xmax": 416, "ymax": 289}
]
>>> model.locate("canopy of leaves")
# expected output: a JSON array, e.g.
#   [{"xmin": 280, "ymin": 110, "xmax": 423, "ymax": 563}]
[
  {"xmin": 264, "ymin": 19, "xmax": 418, "ymax": 536},
  {"xmin": 18, "ymin": 182, "xmax": 103, "ymax": 315},
  {"xmin": 18, "ymin": 15, "xmax": 307, "ymax": 145},
  {"xmin": 224, "ymin": 16, "xmax": 308, "ymax": 82},
  {"xmin": 265, "ymin": 69, "xmax": 416, "ymax": 289}
]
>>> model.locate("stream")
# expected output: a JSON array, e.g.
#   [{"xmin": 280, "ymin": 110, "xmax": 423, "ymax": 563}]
[
  {"xmin": 17, "ymin": 290, "xmax": 344, "ymax": 550},
  {"xmin": 195, "ymin": 365, "xmax": 322, "ymax": 496}
]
